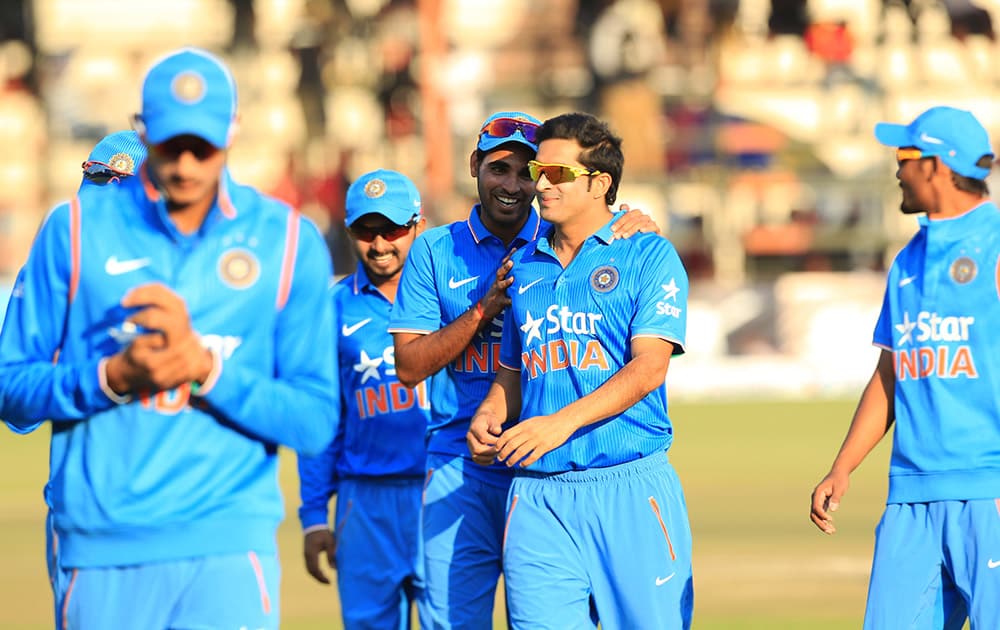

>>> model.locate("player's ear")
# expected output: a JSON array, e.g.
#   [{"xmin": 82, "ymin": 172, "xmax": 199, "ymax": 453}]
[
  {"xmin": 414, "ymin": 216, "xmax": 427, "ymax": 235},
  {"xmin": 469, "ymin": 150, "xmax": 479, "ymax": 178}
]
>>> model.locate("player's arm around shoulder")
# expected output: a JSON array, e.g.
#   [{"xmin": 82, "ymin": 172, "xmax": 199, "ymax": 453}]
[
  {"xmin": 197, "ymin": 211, "xmax": 340, "ymax": 456},
  {"xmin": 392, "ymin": 225, "xmax": 510, "ymax": 386}
]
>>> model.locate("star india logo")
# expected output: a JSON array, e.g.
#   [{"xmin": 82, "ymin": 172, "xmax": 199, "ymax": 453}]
[
  {"xmin": 364, "ymin": 179, "xmax": 386, "ymax": 198},
  {"xmin": 172, "ymin": 71, "xmax": 206, "ymax": 104}
]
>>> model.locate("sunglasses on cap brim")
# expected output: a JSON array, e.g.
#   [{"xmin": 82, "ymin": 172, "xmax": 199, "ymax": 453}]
[{"xmin": 479, "ymin": 118, "xmax": 540, "ymax": 144}]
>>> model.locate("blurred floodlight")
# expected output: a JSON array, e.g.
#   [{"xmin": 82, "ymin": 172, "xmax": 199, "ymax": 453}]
[{"xmin": 443, "ymin": 0, "xmax": 528, "ymax": 48}]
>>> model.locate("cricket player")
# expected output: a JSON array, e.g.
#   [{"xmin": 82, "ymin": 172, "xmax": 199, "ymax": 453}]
[
  {"xmin": 389, "ymin": 111, "xmax": 657, "ymax": 628},
  {"xmin": 468, "ymin": 112, "xmax": 693, "ymax": 629},
  {"xmin": 298, "ymin": 169, "xmax": 434, "ymax": 629},
  {"xmin": 0, "ymin": 47, "xmax": 338, "ymax": 629},
  {"xmin": 810, "ymin": 106, "xmax": 1000, "ymax": 628}
]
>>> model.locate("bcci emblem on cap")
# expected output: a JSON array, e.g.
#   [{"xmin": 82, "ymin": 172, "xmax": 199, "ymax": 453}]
[{"xmin": 172, "ymin": 71, "xmax": 207, "ymax": 104}]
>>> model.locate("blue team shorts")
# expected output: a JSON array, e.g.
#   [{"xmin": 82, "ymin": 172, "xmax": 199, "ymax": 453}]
[
  {"xmin": 52, "ymin": 551, "xmax": 279, "ymax": 629},
  {"xmin": 335, "ymin": 477, "xmax": 425, "ymax": 629},
  {"xmin": 421, "ymin": 453, "xmax": 511, "ymax": 630},
  {"xmin": 503, "ymin": 451, "xmax": 693, "ymax": 629},
  {"xmin": 865, "ymin": 499, "xmax": 1000, "ymax": 629}
]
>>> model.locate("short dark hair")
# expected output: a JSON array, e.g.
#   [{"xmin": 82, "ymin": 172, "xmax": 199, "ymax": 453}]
[
  {"xmin": 951, "ymin": 154, "xmax": 992, "ymax": 196},
  {"xmin": 535, "ymin": 112, "xmax": 623, "ymax": 206}
]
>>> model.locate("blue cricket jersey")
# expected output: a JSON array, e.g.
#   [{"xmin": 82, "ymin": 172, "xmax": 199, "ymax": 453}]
[
  {"xmin": 499, "ymin": 217, "xmax": 688, "ymax": 473},
  {"xmin": 388, "ymin": 205, "xmax": 543, "ymax": 480},
  {"xmin": 873, "ymin": 201, "xmax": 1000, "ymax": 503},
  {"xmin": 0, "ymin": 166, "xmax": 339, "ymax": 568},
  {"xmin": 298, "ymin": 268, "xmax": 432, "ymax": 530}
]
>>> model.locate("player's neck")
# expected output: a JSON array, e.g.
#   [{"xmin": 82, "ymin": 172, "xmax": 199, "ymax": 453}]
[
  {"xmin": 367, "ymin": 272, "xmax": 401, "ymax": 303},
  {"xmin": 165, "ymin": 190, "xmax": 216, "ymax": 235},
  {"xmin": 551, "ymin": 207, "xmax": 612, "ymax": 266}
]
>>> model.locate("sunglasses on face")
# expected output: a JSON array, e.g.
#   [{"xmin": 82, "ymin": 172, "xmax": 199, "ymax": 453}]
[
  {"xmin": 349, "ymin": 219, "xmax": 417, "ymax": 243},
  {"xmin": 81, "ymin": 161, "xmax": 132, "ymax": 185},
  {"xmin": 149, "ymin": 137, "xmax": 220, "ymax": 161},
  {"xmin": 527, "ymin": 160, "xmax": 600, "ymax": 185},
  {"xmin": 895, "ymin": 148, "xmax": 933, "ymax": 163},
  {"xmin": 479, "ymin": 118, "xmax": 540, "ymax": 144}
]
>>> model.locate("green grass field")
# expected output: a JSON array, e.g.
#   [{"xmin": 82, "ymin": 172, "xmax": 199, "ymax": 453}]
[{"xmin": 0, "ymin": 397, "xmax": 892, "ymax": 629}]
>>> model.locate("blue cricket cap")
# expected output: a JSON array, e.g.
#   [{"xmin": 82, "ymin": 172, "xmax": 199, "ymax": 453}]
[
  {"xmin": 345, "ymin": 169, "xmax": 422, "ymax": 227},
  {"xmin": 477, "ymin": 111, "xmax": 542, "ymax": 153},
  {"xmin": 874, "ymin": 106, "xmax": 994, "ymax": 180},
  {"xmin": 86, "ymin": 130, "xmax": 146, "ymax": 174},
  {"xmin": 139, "ymin": 47, "xmax": 237, "ymax": 148},
  {"xmin": 80, "ymin": 130, "xmax": 147, "ymax": 189}
]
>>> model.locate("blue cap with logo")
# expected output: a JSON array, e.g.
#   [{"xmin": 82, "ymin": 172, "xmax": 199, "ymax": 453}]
[
  {"xmin": 477, "ymin": 111, "xmax": 542, "ymax": 153},
  {"xmin": 139, "ymin": 47, "xmax": 237, "ymax": 148},
  {"xmin": 86, "ymin": 130, "xmax": 146, "ymax": 174},
  {"xmin": 80, "ymin": 130, "xmax": 147, "ymax": 189},
  {"xmin": 874, "ymin": 106, "xmax": 994, "ymax": 180},
  {"xmin": 345, "ymin": 169, "xmax": 422, "ymax": 227}
]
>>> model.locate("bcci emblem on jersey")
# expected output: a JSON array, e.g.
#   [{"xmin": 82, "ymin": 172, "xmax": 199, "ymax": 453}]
[
  {"xmin": 590, "ymin": 266, "xmax": 619, "ymax": 293},
  {"xmin": 218, "ymin": 248, "xmax": 260, "ymax": 289},
  {"xmin": 950, "ymin": 256, "xmax": 977, "ymax": 284}
]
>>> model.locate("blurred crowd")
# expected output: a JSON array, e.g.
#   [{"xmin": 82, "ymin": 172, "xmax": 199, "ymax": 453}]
[{"xmin": 0, "ymin": 0, "xmax": 997, "ymax": 283}]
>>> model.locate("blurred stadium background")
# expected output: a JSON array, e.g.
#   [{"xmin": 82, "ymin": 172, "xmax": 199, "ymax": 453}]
[{"xmin": 0, "ymin": 0, "xmax": 993, "ymax": 626}]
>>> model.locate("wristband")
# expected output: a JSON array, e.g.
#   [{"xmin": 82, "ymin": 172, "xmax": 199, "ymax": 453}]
[{"xmin": 475, "ymin": 301, "xmax": 485, "ymax": 319}]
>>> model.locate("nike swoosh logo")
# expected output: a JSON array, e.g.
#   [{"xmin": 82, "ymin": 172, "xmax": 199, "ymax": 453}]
[
  {"xmin": 105, "ymin": 256, "xmax": 151, "ymax": 276},
  {"xmin": 919, "ymin": 132, "xmax": 943, "ymax": 145},
  {"xmin": 989, "ymin": 559, "xmax": 1000, "ymax": 569},
  {"xmin": 518, "ymin": 278, "xmax": 543, "ymax": 295},
  {"xmin": 341, "ymin": 318, "xmax": 372, "ymax": 337},
  {"xmin": 448, "ymin": 276, "xmax": 479, "ymax": 289},
  {"xmin": 898, "ymin": 275, "xmax": 916, "ymax": 288},
  {"xmin": 655, "ymin": 573, "xmax": 676, "ymax": 586}
]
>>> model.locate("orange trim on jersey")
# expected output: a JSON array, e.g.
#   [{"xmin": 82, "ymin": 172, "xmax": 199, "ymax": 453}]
[
  {"xmin": 218, "ymin": 178, "xmax": 237, "ymax": 219},
  {"xmin": 276, "ymin": 210, "xmax": 301, "ymax": 310},
  {"xmin": 247, "ymin": 551, "xmax": 272, "ymax": 615},
  {"xmin": 421, "ymin": 468, "xmax": 434, "ymax": 506},
  {"xmin": 995, "ymin": 254, "xmax": 999, "ymax": 301},
  {"xmin": 61, "ymin": 568, "xmax": 78, "ymax": 630},
  {"xmin": 502, "ymin": 494, "xmax": 519, "ymax": 552},
  {"xmin": 68, "ymin": 197, "xmax": 81, "ymax": 305},
  {"xmin": 648, "ymin": 497, "xmax": 676, "ymax": 561},
  {"xmin": 139, "ymin": 163, "xmax": 161, "ymax": 201},
  {"xmin": 994, "ymin": 498, "xmax": 1000, "ymax": 518}
]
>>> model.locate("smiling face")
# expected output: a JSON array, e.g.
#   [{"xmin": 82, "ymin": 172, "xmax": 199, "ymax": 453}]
[
  {"xmin": 349, "ymin": 213, "xmax": 424, "ymax": 286},
  {"xmin": 533, "ymin": 138, "xmax": 611, "ymax": 230},
  {"xmin": 470, "ymin": 143, "xmax": 537, "ymax": 238}
]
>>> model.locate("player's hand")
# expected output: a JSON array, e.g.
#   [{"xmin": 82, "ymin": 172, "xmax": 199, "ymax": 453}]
[
  {"xmin": 467, "ymin": 410, "xmax": 504, "ymax": 465},
  {"xmin": 105, "ymin": 283, "xmax": 213, "ymax": 394},
  {"xmin": 477, "ymin": 249, "xmax": 516, "ymax": 325},
  {"xmin": 495, "ymin": 413, "xmax": 577, "ymax": 468},
  {"xmin": 609, "ymin": 204, "xmax": 661, "ymax": 239},
  {"xmin": 810, "ymin": 470, "xmax": 849, "ymax": 534},
  {"xmin": 303, "ymin": 528, "xmax": 337, "ymax": 584}
]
